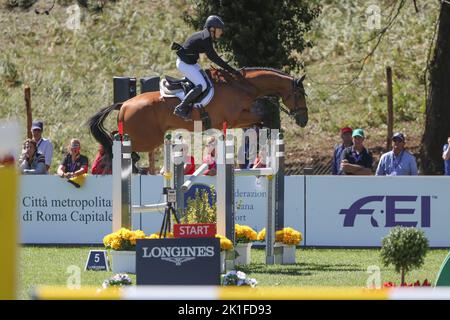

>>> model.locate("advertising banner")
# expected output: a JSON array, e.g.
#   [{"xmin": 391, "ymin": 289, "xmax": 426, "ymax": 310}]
[
  {"xmin": 305, "ymin": 176, "xmax": 450, "ymax": 247},
  {"xmin": 136, "ymin": 238, "xmax": 220, "ymax": 285}
]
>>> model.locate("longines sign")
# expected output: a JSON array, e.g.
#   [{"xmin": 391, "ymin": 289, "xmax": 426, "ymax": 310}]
[{"xmin": 136, "ymin": 238, "xmax": 220, "ymax": 285}]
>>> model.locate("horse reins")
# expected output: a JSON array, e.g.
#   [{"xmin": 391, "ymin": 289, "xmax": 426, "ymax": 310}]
[{"xmin": 280, "ymin": 78, "xmax": 307, "ymax": 119}]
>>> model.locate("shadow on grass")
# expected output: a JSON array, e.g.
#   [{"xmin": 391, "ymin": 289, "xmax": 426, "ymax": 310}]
[{"xmin": 237, "ymin": 262, "xmax": 365, "ymax": 277}]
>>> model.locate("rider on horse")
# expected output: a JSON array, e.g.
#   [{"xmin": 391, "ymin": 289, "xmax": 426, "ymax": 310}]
[{"xmin": 172, "ymin": 15, "xmax": 239, "ymax": 121}]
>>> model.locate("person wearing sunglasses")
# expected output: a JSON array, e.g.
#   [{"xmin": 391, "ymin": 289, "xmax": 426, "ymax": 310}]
[
  {"xmin": 57, "ymin": 139, "xmax": 89, "ymax": 179},
  {"xmin": 375, "ymin": 132, "xmax": 418, "ymax": 176}
]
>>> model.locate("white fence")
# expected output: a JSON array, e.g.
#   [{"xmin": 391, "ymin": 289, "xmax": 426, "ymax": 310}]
[{"xmin": 19, "ymin": 175, "xmax": 450, "ymax": 247}]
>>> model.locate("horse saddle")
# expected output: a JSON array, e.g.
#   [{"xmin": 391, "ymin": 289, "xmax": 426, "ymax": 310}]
[
  {"xmin": 160, "ymin": 70, "xmax": 214, "ymax": 107},
  {"xmin": 164, "ymin": 75, "xmax": 195, "ymax": 92}
]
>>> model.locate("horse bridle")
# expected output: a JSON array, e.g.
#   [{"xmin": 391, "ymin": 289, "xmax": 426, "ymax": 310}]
[{"xmin": 280, "ymin": 78, "xmax": 308, "ymax": 118}]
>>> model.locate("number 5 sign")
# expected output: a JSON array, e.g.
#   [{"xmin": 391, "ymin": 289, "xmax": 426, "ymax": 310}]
[{"xmin": 85, "ymin": 250, "xmax": 109, "ymax": 271}]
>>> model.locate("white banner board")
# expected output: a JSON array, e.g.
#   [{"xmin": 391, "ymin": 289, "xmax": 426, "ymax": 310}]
[
  {"xmin": 20, "ymin": 175, "xmax": 449, "ymax": 247},
  {"xmin": 20, "ymin": 175, "xmax": 113, "ymax": 244},
  {"xmin": 305, "ymin": 176, "xmax": 450, "ymax": 247},
  {"xmin": 19, "ymin": 175, "xmax": 303, "ymax": 244}
]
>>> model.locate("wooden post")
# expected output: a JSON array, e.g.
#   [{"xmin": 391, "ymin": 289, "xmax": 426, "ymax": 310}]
[
  {"xmin": 147, "ymin": 151, "xmax": 155, "ymax": 175},
  {"xmin": 24, "ymin": 86, "xmax": 32, "ymax": 139},
  {"xmin": 386, "ymin": 67, "xmax": 393, "ymax": 151}
]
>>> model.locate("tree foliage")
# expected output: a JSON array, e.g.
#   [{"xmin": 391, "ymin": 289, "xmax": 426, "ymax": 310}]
[
  {"xmin": 183, "ymin": 0, "xmax": 321, "ymax": 72},
  {"xmin": 421, "ymin": 3, "xmax": 450, "ymax": 174},
  {"xmin": 380, "ymin": 227, "xmax": 429, "ymax": 284}
]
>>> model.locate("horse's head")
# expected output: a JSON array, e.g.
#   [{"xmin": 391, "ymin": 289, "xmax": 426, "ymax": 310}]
[{"xmin": 281, "ymin": 74, "xmax": 308, "ymax": 127}]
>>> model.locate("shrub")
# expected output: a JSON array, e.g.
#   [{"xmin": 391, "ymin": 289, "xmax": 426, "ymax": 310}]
[
  {"xmin": 0, "ymin": 57, "xmax": 20, "ymax": 87},
  {"xmin": 380, "ymin": 226, "xmax": 429, "ymax": 285},
  {"xmin": 182, "ymin": 187, "xmax": 216, "ymax": 224}
]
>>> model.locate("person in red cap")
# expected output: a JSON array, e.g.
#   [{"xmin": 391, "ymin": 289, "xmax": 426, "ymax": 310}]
[{"xmin": 332, "ymin": 127, "xmax": 353, "ymax": 175}]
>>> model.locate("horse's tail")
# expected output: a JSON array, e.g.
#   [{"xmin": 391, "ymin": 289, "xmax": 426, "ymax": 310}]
[{"xmin": 88, "ymin": 102, "xmax": 122, "ymax": 160}]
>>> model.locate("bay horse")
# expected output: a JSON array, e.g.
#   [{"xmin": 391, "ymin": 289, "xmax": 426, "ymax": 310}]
[{"xmin": 88, "ymin": 67, "xmax": 308, "ymax": 160}]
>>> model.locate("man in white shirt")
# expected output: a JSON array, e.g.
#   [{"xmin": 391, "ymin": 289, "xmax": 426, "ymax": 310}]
[{"xmin": 31, "ymin": 121, "xmax": 53, "ymax": 173}]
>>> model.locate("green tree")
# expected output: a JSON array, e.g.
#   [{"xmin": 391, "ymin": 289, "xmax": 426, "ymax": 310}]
[
  {"xmin": 183, "ymin": 0, "xmax": 320, "ymax": 129},
  {"xmin": 421, "ymin": 2, "xmax": 450, "ymax": 174},
  {"xmin": 183, "ymin": 0, "xmax": 320, "ymax": 71},
  {"xmin": 380, "ymin": 227, "xmax": 429, "ymax": 285}
]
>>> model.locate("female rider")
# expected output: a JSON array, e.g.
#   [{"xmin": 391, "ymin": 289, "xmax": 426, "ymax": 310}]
[{"xmin": 172, "ymin": 15, "xmax": 239, "ymax": 120}]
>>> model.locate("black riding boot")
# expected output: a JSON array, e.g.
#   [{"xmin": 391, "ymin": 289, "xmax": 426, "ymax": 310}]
[{"xmin": 173, "ymin": 85, "xmax": 203, "ymax": 121}]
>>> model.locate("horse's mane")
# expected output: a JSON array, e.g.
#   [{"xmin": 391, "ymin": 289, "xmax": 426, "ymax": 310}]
[
  {"xmin": 208, "ymin": 66, "xmax": 291, "ymax": 84},
  {"xmin": 242, "ymin": 67, "xmax": 291, "ymax": 78},
  {"xmin": 209, "ymin": 66, "xmax": 290, "ymax": 77},
  {"xmin": 207, "ymin": 66, "xmax": 292, "ymax": 97}
]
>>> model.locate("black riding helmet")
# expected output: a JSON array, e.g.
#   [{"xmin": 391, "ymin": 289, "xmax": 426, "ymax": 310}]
[{"xmin": 204, "ymin": 15, "xmax": 225, "ymax": 29}]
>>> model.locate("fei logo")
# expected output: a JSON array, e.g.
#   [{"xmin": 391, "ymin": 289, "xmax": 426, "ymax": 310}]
[{"xmin": 339, "ymin": 196, "xmax": 431, "ymax": 228}]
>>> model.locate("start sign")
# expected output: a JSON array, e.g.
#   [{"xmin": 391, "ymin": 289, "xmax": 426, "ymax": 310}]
[{"xmin": 174, "ymin": 223, "xmax": 216, "ymax": 238}]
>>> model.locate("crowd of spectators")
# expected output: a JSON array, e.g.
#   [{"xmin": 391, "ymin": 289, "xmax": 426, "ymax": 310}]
[
  {"xmin": 16, "ymin": 120, "xmax": 450, "ymax": 177},
  {"xmin": 332, "ymin": 126, "xmax": 423, "ymax": 176}
]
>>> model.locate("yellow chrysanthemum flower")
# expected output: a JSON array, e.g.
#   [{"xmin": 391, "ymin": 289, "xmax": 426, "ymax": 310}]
[
  {"xmin": 257, "ymin": 228, "xmax": 266, "ymax": 241},
  {"xmin": 235, "ymin": 224, "xmax": 257, "ymax": 243},
  {"xmin": 275, "ymin": 227, "xmax": 303, "ymax": 245},
  {"xmin": 148, "ymin": 232, "xmax": 174, "ymax": 239},
  {"xmin": 110, "ymin": 239, "xmax": 122, "ymax": 250},
  {"xmin": 103, "ymin": 234, "xmax": 112, "ymax": 247},
  {"xmin": 103, "ymin": 228, "xmax": 149, "ymax": 250},
  {"xmin": 215, "ymin": 234, "xmax": 234, "ymax": 251}
]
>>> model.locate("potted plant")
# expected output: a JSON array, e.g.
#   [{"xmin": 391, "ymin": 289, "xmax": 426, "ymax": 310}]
[
  {"xmin": 103, "ymin": 228, "xmax": 146, "ymax": 273},
  {"xmin": 257, "ymin": 227, "xmax": 302, "ymax": 264},
  {"xmin": 380, "ymin": 226, "xmax": 429, "ymax": 285},
  {"xmin": 101, "ymin": 274, "xmax": 132, "ymax": 289},
  {"xmin": 221, "ymin": 270, "xmax": 257, "ymax": 287},
  {"xmin": 234, "ymin": 224, "xmax": 257, "ymax": 265},
  {"xmin": 216, "ymin": 234, "xmax": 234, "ymax": 273},
  {"xmin": 182, "ymin": 187, "xmax": 216, "ymax": 223}
]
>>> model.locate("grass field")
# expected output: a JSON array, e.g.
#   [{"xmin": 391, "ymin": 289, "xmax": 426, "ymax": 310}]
[{"xmin": 18, "ymin": 246, "xmax": 448, "ymax": 300}]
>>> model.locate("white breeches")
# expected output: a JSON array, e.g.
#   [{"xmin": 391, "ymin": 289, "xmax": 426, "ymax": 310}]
[{"xmin": 176, "ymin": 58, "xmax": 207, "ymax": 91}]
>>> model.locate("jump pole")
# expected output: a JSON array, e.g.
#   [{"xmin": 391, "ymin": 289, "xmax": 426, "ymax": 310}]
[
  {"xmin": 112, "ymin": 133, "xmax": 182, "ymax": 231},
  {"xmin": 112, "ymin": 134, "xmax": 132, "ymax": 231},
  {"xmin": 216, "ymin": 131, "xmax": 236, "ymax": 243}
]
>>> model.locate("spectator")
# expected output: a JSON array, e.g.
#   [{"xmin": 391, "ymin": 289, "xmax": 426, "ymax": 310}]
[
  {"xmin": 340, "ymin": 128, "xmax": 373, "ymax": 175},
  {"xmin": 57, "ymin": 139, "xmax": 88, "ymax": 179},
  {"xmin": 202, "ymin": 136, "xmax": 217, "ymax": 176},
  {"xmin": 91, "ymin": 144, "xmax": 112, "ymax": 175},
  {"xmin": 18, "ymin": 139, "xmax": 46, "ymax": 175},
  {"xmin": 183, "ymin": 146, "xmax": 196, "ymax": 175},
  {"xmin": 159, "ymin": 141, "xmax": 196, "ymax": 175},
  {"xmin": 376, "ymin": 133, "xmax": 418, "ymax": 176},
  {"xmin": 443, "ymin": 136, "xmax": 450, "ymax": 175},
  {"xmin": 252, "ymin": 147, "xmax": 267, "ymax": 169},
  {"xmin": 332, "ymin": 127, "xmax": 353, "ymax": 175},
  {"xmin": 31, "ymin": 121, "xmax": 53, "ymax": 173}
]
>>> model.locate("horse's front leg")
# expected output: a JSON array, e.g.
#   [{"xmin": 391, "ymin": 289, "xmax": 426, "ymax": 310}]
[{"xmin": 233, "ymin": 110, "xmax": 264, "ymax": 128}]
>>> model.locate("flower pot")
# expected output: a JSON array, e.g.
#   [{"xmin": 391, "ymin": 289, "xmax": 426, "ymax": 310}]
[
  {"xmin": 110, "ymin": 250, "xmax": 136, "ymax": 274},
  {"xmin": 274, "ymin": 243, "xmax": 296, "ymax": 264},
  {"xmin": 235, "ymin": 242, "xmax": 252, "ymax": 265},
  {"xmin": 221, "ymin": 250, "xmax": 235, "ymax": 273}
]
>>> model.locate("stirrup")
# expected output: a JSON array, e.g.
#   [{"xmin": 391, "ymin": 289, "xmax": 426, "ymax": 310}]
[{"xmin": 173, "ymin": 106, "xmax": 192, "ymax": 121}]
